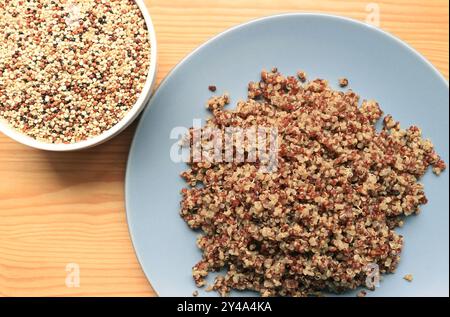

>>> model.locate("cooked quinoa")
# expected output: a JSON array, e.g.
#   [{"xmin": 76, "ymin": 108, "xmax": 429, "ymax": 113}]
[
  {"xmin": 403, "ymin": 274, "xmax": 413, "ymax": 282},
  {"xmin": 0, "ymin": 0, "xmax": 151, "ymax": 143},
  {"xmin": 339, "ymin": 77, "xmax": 349, "ymax": 88},
  {"xmin": 179, "ymin": 69, "xmax": 446, "ymax": 297},
  {"xmin": 297, "ymin": 70, "xmax": 307, "ymax": 83},
  {"xmin": 357, "ymin": 290, "xmax": 367, "ymax": 297}
]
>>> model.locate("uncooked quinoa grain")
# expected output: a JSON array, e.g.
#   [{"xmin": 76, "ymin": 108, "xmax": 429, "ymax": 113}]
[
  {"xmin": 180, "ymin": 69, "xmax": 446, "ymax": 297},
  {"xmin": 0, "ymin": 0, "xmax": 151, "ymax": 143}
]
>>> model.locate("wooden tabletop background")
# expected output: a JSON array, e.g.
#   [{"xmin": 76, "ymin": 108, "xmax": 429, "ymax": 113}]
[{"xmin": 0, "ymin": 0, "xmax": 448, "ymax": 297}]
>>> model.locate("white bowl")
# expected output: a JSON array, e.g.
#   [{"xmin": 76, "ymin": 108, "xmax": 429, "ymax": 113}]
[{"xmin": 0, "ymin": 0, "xmax": 158, "ymax": 151}]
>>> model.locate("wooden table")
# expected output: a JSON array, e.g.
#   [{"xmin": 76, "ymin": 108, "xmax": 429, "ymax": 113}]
[{"xmin": 0, "ymin": 0, "xmax": 448, "ymax": 297}]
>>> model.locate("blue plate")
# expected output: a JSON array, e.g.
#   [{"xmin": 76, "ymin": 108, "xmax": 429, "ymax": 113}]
[{"xmin": 126, "ymin": 13, "xmax": 449, "ymax": 297}]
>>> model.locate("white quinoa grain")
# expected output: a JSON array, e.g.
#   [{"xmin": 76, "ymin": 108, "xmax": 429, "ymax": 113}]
[{"xmin": 404, "ymin": 274, "xmax": 413, "ymax": 282}]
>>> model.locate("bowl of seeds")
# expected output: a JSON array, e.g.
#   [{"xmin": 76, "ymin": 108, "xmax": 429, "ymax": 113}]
[{"xmin": 0, "ymin": 0, "xmax": 157, "ymax": 151}]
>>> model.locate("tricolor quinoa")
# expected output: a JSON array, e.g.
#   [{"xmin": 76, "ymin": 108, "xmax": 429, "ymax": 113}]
[
  {"xmin": 0, "ymin": 0, "xmax": 151, "ymax": 143},
  {"xmin": 180, "ymin": 69, "xmax": 445, "ymax": 297}
]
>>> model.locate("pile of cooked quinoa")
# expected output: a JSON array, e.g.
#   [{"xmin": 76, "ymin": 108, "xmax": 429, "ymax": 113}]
[
  {"xmin": 0, "ymin": 0, "xmax": 151, "ymax": 143},
  {"xmin": 180, "ymin": 69, "xmax": 446, "ymax": 297}
]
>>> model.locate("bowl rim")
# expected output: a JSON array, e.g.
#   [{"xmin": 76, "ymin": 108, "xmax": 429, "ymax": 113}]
[{"xmin": 0, "ymin": 0, "xmax": 158, "ymax": 151}]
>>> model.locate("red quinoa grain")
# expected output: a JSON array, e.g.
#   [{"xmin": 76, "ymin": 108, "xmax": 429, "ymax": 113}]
[{"xmin": 339, "ymin": 77, "xmax": 349, "ymax": 87}]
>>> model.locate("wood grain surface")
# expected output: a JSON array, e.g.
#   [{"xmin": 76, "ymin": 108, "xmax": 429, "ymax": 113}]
[{"xmin": 0, "ymin": 0, "xmax": 448, "ymax": 297}]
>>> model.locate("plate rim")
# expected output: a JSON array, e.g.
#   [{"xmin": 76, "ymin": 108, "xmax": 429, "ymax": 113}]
[{"xmin": 124, "ymin": 12, "xmax": 449, "ymax": 296}]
